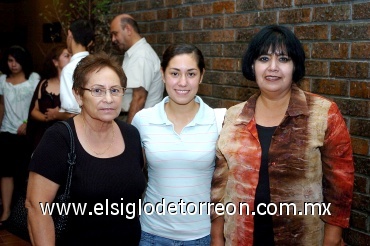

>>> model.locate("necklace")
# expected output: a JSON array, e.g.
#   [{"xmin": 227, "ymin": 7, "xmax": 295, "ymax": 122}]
[{"xmin": 82, "ymin": 116, "xmax": 115, "ymax": 155}]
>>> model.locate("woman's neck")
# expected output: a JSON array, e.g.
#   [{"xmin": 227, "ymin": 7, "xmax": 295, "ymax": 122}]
[
  {"xmin": 255, "ymin": 90, "xmax": 291, "ymax": 127},
  {"xmin": 165, "ymin": 99, "xmax": 199, "ymax": 134},
  {"xmin": 7, "ymin": 72, "xmax": 26, "ymax": 85}
]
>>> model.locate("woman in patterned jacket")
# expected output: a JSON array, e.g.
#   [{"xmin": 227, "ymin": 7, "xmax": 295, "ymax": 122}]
[{"xmin": 211, "ymin": 25, "xmax": 354, "ymax": 246}]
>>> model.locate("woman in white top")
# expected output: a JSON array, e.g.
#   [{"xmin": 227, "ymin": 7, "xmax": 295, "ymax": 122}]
[
  {"xmin": 132, "ymin": 43, "xmax": 223, "ymax": 245},
  {"xmin": 0, "ymin": 45, "xmax": 39, "ymax": 226}
]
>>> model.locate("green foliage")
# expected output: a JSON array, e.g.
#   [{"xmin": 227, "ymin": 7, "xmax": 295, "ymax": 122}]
[{"xmin": 40, "ymin": 0, "xmax": 112, "ymax": 52}]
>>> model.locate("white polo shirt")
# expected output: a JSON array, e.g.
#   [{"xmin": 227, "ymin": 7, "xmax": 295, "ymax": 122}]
[
  {"xmin": 132, "ymin": 96, "xmax": 218, "ymax": 240},
  {"xmin": 60, "ymin": 51, "xmax": 89, "ymax": 114}
]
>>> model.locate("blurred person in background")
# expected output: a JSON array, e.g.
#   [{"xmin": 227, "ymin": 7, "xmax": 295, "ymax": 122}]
[
  {"xmin": 27, "ymin": 44, "xmax": 71, "ymax": 152},
  {"xmin": 0, "ymin": 45, "xmax": 39, "ymax": 227}
]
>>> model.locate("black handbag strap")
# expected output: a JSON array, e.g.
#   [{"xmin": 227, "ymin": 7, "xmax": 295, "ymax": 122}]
[{"xmin": 58, "ymin": 121, "xmax": 76, "ymax": 197}]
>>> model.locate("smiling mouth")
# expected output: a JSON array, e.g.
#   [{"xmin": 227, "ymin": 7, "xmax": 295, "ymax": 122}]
[{"xmin": 175, "ymin": 90, "xmax": 190, "ymax": 94}]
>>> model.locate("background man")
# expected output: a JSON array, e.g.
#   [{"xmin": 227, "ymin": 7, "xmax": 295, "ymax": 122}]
[
  {"xmin": 110, "ymin": 14, "xmax": 163, "ymax": 123},
  {"xmin": 59, "ymin": 19, "xmax": 94, "ymax": 118}
]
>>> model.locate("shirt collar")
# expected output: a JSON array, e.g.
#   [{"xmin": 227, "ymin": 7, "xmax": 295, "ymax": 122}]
[
  {"xmin": 125, "ymin": 38, "xmax": 146, "ymax": 58},
  {"xmin": 236, "ymin": 84, "xmax": 310, "ymax": 124},
  {"xmin": 70, "ymin": 51, "xmax": 89, "ymax": 62},
  {"xmin": 149, "ymin": 96, "xmax": 214, "ymax": 126}
]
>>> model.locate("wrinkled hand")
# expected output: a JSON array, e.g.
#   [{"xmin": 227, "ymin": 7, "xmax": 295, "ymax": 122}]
[{"xmin": 17, "ymin": 123, "xmax": 27, "ymax": 135}]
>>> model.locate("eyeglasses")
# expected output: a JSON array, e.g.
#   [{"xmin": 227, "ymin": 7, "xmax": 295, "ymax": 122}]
[{"xmin": 80, "ymin": 86, "xmax": 126, "ymax": 97}]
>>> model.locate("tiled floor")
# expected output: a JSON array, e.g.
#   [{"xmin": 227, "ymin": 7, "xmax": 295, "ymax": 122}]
[{"xmin": 0, "ymin": 229, "xmax": 31, "ymax": 246}]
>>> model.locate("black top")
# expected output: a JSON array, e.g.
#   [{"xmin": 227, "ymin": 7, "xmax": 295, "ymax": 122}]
[
  {"xmin": 27, "ymin": 80, "xmax": 61, "ymax": 151},
  {"xmin": 29, "ymin": 118, "xmax": 146, "ymax": 245},
  {"xmin": 253, "ymin": 124, "xmax": 277, "ymax": 246}
]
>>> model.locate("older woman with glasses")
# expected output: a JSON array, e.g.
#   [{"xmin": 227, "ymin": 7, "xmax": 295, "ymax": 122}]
[{"xmin": 26, "ymin": 52, "xmax": 146, "ymax": 245}]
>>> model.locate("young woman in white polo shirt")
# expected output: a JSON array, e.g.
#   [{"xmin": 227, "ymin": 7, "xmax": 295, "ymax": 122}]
[{"xmin": 132, "ymin": 43, "xmax": 221, "ymax": 245}]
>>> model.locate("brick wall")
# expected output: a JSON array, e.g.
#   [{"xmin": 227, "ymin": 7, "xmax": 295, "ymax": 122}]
[{"xmin": 110, "ymin": 0, "xmax": 370, "ymax": 245}]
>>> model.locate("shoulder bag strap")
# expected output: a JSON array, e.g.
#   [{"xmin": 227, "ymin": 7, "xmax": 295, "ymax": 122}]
[{"xmin": 58, "ymin": 121, "xmax": 76, "ymax": 197}]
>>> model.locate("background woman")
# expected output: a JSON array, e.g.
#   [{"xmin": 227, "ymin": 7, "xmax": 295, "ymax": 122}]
[
  {"xmin": 27, "ymin": 44, "xmax": 71, "ymax": 152},
  {"xmin": 132, "ymin": 43, "xmax": 221, "ymax": 245},
  {"xmin": 26, "ymin": 52, "xmax": 146, "ymax": 245},
  {"xmin": 211, "ymin": 25, "xmax": 354, "ymax": 246},
  {"xmin": 0, "ymin": 45, "xmax": 39, "ymax": 226}
]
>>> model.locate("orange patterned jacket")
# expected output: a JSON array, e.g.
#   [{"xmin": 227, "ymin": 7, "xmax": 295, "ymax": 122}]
[{"xmin": 211, "ymin": 84, "xmax": 354, "ymax": 246}]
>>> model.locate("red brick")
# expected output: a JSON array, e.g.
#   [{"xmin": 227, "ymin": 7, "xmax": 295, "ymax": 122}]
[
  {"xmin": 173, "ymin": 6, "xmax": 191, "ymax": 18},
  {"xmin": 144, "ymin": 34, "xmax": 157, "ymax": 44},
  {"xmin": 352, "ymin": 42, "xmax": 370, "ymax": 59},
  {"xmin": 330, "ymin": 61, "xmax": 369, "ymax": 79},
  {"xmin": 305, "ymin": 60, "xmax": 329, "ymax": 76},
  {"xmin": 351, "ymin": 137, "xmax": 369, "ymax": 156},
  {"xmin": 213, "ymin": 1, "xmax": 235, "ymax": 14},
  {"xmin": 350, "ymin": 81, "xmax": 370, "ymax": 99},
  {"xmin": 264, "ymin": 0, "xmax": 291, "ymax": 8},
  {"xmin": 312, "ymin": 5, "xmax": 351, "ymax": 22},
  {"xmin": 354, "ymin": 156, "xmax": 370, "ymax": 176},
  {"xmin": 192, "ymin": 31, "xmax": 211, "ymax": 43},
  {"xmin": 249, "ymin": 11, "xmax": 277, "ymax": 26},
  {"xmin": 311, "ymin": 79, "xmax": 348, "ymax": 96},
  {"xmin": 351, "ymin": 193, "xmax": 370, "ymax": 214},
  {"xmin": 353, "ymin": 2, "xmax": 370, "ymax": 20},
  {"xmin": 183, "ymin": 18, "xmax": 202, "ymax": 30},
  {"xmin": 211, "ymin": 30, "xmax": 235, "ymax": 42},
  {"xmin": 212, "ymin": 58, "xmax": 236, "ymax": 71},
  {"xmin": 157, "ymin": 8, "xmax": 172, "ymax": 20},
  {"xmin": 198, "ymin": 83, "xmax": 213, "ymax": 96},
  {"xmin": 294, "ymin": 25, "xmax": 328, "ymax": 40},
  {"xmin": 213, "ymin": 85, "xmax": 236, "ymax": 100},
  {"xmin": 149, "ymin": 21, "xmax": 165, "ymax": 33},
  {"xmin": 353, "ymin": 173, "xmax": 370, "ymax": 194},
  {"xmin": 236, "ymin": 28, "xmax": 261, "ymax": 42},
  {"xmin": 334, "ymin": 98, "xmax": 370, "ymax": 118},
  {"xmin": 332, "ymin": 24, "xmax": 370, "ymax": 40},
  {"xmin": 236, "ymin": 0, "xmax": 262, "ymax": 11},
  {"xmin": 302, "ymin": 43, "xmax": 310, "ymax": 59},
  {"xmin": 204, "ymin": 16, "xmax": 225, "ymax": 29},
  {"xmin": 136, "ymin": 1, "xmax": 148, "ymax": 11},
  {"xmin": 142, "ymin": 11, "xmax": 156, "ymax": 21},
  {"xmin": 312, "ymin": 43, "xmax": 349, "ymax": 59},
  {"xmin": 279, "ymin": 8, "xmax": 311, "ymax": 24},
  {"xmin": 350, "ymin": 119, "xmax": 370, "ymax": 138},
  {"xmin": 225, "ymin": 14, "xmax": 250, "ymax": 28},
  {"xmin": 157, "ymin": 33, "xmax": 172, "ymax": 44},
  {"xmin": 119, "ymin": 2, "xmax": 136, "ymax": 12},
  {"xmin": 349, "ymin": 210, "xmax": 369, "ymax": 231},
  {"xmin": 295, "ymin": 0, "xmax": 329, "ymax": 6},
  {"xmin": 192, "ymin": 3, "xmax": 213, "ymax": 16},
  {"xmin": 165, "ymin": 0, "xmax": 182, "ymax": 7},
  {"xmin": 166, "ymin": 19, "xmax": 182, "ymax": 32},
  {"xmin": 149, "ymin": 0, "xmax": 165, "ymax": 9},
  {"xmin": 173, "ymin": 32, "xmax": 192, "ymax": 43},
  {"xmin": 343, "ymin": 229, "xmax": 370, "ymax": 246}
]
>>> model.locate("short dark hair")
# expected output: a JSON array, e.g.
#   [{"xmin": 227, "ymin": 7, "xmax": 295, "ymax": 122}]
[
  {"xmin": 242, "ymin": 25, "xmax": 305, "ymax": 84},
  {"xmin": 69, "ymin": 19, "xmax": 95, "ymax": 47},
  {"xmin": 161, "ymin": 43, "xmax": 205, "ymax": 74},
  {"xmin": 120, "ymin": 17, "xmax": 140, "ymax": 34},
  {"xmin": 40, "ymin": 44, "xmax": 67, "ymax": 80},
  {"xmin": 0, "ymin": 45, "xmax": 33, "ymax": 79},
  {"xmin": 73, "ymin": 52, "xmax": 127, "ymax": 95}
]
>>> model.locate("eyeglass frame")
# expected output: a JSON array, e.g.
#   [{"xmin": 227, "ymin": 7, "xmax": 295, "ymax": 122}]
[{"xmin": 80, "ymin": 86, "xmax": 126, "ymax": 97}]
